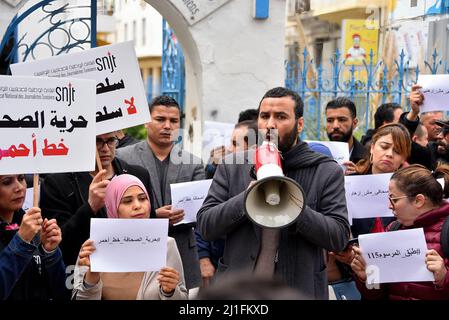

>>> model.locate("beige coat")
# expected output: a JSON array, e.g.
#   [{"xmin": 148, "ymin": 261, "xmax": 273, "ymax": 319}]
[{"xmin": 73, "ymin": 237, "xmax": 188, "ymax": 300}]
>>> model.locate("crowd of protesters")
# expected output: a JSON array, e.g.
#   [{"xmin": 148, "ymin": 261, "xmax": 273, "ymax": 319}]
[{"xmin": 1, "ymin": 85, "xmax": 448, "ymax": 300}]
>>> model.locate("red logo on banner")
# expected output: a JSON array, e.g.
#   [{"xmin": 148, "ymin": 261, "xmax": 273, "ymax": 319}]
[{"xmin": 125, "ymin": 97, "xmax": 137, "ymax": 115}]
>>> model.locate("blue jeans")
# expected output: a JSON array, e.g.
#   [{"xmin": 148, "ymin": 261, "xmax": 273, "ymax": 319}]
[{"xmin": 330, "ymin": 279, "xmax": 361, "ymax": 300}]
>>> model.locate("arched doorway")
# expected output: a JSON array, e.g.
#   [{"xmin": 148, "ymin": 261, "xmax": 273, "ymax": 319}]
[{"xmin": 1, "ymin": 0, "xmax": 288, "ymax": 158}]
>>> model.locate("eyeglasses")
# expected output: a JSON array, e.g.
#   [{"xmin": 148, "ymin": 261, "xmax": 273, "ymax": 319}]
[
  {"xmin": 388, "ymin": 195, "xmax": 409, "ymax": 207},
  {"xmin": 96, "ymin": 136, "xmax": 118, "ymax": 148}
]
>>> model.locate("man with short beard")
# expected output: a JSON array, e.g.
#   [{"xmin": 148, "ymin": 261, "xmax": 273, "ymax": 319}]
[
  {"xmin": 433, "ymin": 120, "xmax": 449, "ymax": 164},
  {"xmin": 325, "ymin": 97, "xmax": 366, "ymax": 175},
  {"xmin": 197, "ymin": 87, "xmax": 350, "ymax": 299}
]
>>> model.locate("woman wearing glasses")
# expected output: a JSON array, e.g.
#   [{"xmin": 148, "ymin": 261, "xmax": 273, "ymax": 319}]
[
  {"xmin": 0, "ymin": 174, "xmax": 66, "ymax": 300},
  {"xmin": 328, "ymin": 124, "xmax": 411, "ymax": 299},
  {"xmin": 351, "ymin": 164, "xmax": 449, "ymax": 299}
]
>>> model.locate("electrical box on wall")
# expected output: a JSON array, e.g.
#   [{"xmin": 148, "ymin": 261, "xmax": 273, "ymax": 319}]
[{"xmin": 253, "ymin": 0, "xmax": 269, "ymax": 20}]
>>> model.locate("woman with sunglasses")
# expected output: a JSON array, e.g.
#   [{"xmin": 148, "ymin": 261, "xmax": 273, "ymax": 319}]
[
  {"xmin": 0, "ymin": 174, "xmax": 66, "ymax": 300},
  {"xmin": 350, "ymin": 164, "xmax": 449, "ymax": 299}
]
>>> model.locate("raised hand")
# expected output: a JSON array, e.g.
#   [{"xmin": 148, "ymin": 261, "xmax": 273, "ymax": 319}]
[
  {"xmin": 88, "ymin": 169, "xmax": 110, "ymax": 214},
  {"xmin": 40, "ymin": 218, "xmax": 62, "ymax": 252},
  {"xmin": 409, "ymin": 84, "xmax": 423, "ymax": 119},
  {"xmin": 18, "ymin": 207, "xmax": 43, "ymax": 243}
]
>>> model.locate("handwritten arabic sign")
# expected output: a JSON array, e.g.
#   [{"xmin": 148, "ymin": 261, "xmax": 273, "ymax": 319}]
[
  {"xmin": 0, "ymin": 75, "xmax": 96, "ymax": 174},
  {"xmin": 359, "ymin": 228, "xmax": 434, "ymax": 284},
  {"xmin": 202, "ymin": 120, "xmax": 235, "ymax": 163},
  {"xmin": 90, "ymin": 218, "xmax": 169, "ymax": 272},
  {"xmin": 345, "ymin": 173, "xmax": 394, "ymax": 224},
  {"xmin": 306, "ymin": 140, "xmax": 349, "ymax": 165},
  {"xmin": 171, "ymin": 179, "xmax": 213, "ymax": 225},
  {"xmin": 417, "ymin": 74, "xmax": 449, "ymax": 112},
  {"xmin": 11, "ymin": 41, "xmax": 150, "ymax": 135},
  {"xmin": 170, "ymin": 0, "xmax": 231, "ymax": 26}
]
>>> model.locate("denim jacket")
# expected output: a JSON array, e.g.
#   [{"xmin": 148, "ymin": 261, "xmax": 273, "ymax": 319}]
[{"xmin": 0, "ymin": 210, "xmax": 67, "ymax": 300}]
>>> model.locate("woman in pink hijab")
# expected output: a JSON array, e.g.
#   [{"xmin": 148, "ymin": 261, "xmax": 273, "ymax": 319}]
[{"xmin": 73, "ymin": 174, "xmax": 188, "ymax": 300}]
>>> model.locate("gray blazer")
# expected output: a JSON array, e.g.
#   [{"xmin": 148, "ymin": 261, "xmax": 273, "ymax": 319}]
[{"xmin": 116, "ymin": 140, "xmax": 205, "ymax": 289}]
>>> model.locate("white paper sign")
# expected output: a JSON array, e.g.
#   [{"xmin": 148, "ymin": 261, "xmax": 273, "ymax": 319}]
[
  {"xmin": 11, "ymin": 41, "xmax": 150, "ymax": 135},
  {"xmin": 90, "ymin": 218, "xmax": 169, "ymax": 272},
  {"xmin": 345, "ymin": 173, "xmax": 394, "ymax": 222},
  {"xmin": 359, "ymin": 228, "xmax": 434, "ymax": 284},
  {"xmin": 306, "ymin": 140, "xmax": 349, "ymax": 164},
  {"xmin": 171, "ymin": 179, "xmax": 213, "ymax": 225},
  {"xmin": 22, "ymin": 186, "xmax": 38, "ymax": 211},
  {"xmin": 417, "ymin": 74, "xmax": 449, "ymax": 112},
  {"xmin": 0, "ymin": 75, "xmax": 96, "ymax": 174},
  {"xmin": 202, "ymin": 120, "xmax": 235, "ymax": 163}
]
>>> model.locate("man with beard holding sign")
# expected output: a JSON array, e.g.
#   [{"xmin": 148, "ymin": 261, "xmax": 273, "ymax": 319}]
[
  {"xmin": 325, "ymin": 97, "xmax": 366, "ymax": 175},
  {"xmin": 197, "ymin": 87, "xmax": 350, "ymax": 299}
]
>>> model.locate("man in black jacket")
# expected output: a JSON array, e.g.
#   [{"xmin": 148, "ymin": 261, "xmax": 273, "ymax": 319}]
[
  {"xmin": 325, "ymin": 97, "xmax": 366, "ymax": 175},
  {"xmin": 197, "ymin": 87, "xmax": 350, "ymax": 299},
  {"xmin": 40, "ymin": 131, "xmax": 155, "ymax": 272}
]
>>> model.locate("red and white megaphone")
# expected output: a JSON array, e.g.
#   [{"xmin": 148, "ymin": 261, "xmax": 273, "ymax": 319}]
[{"xmin": 244, "ymin": 141, "xmax": 305, "ymax": 228}]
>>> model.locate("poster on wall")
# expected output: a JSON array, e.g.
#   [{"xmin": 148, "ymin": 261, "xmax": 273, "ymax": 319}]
[
  {"xmin": 342, "ymin": 19, "xmax": 379, "ymax": 66},
  {"xmin": 394, "ymin": 20, "xmax": 429, "ymax": 68}
]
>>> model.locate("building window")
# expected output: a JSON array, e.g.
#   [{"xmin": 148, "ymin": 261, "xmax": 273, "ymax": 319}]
[
  {"xmin": 133, "ymin": 20, "xmax": 137, "ymax": 42},
  {"xmin": 142, "ymin": 18, "xmax": 146, "ymax": 46},
  {"xmin": 124, "ymin": 23, "xmax": 128, "ymax": 41},
  {"xmin": 411, "ymin": 0, "xmax": 417, "ymax": 7}
]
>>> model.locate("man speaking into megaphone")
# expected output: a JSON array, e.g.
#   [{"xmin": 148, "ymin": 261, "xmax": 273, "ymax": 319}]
[{"xmin": 197, "ymin": 87, "xmax": 350, "ymax": 300}]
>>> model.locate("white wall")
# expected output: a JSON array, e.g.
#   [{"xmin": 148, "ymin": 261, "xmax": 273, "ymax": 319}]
[
  {"xmin": 0, "ymin": 0, "xmax": 27, "ymax": 42},
  {"xmin": 146, "ymin": 0, "xmax": 287, "ymax": 156},
  {"xmin": 0, "ymin": 0, "xmax": 288, "ymax": 158}
]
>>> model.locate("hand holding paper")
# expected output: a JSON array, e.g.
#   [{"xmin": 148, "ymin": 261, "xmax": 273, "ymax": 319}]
[
  {"xmin": 89, "ymin": 218, "xmax": 168, "ymax": 272},
  {"xmin": 358, "ymin": 228, "xmax": 434, "ymax": 284},
  {"xmin": 170, "ymin": 180, "xmax": 213, "ymax": 225},
  {"xmin": 416, "ymin": 75, "xmax": 449, "ymax": 112},
  {"xmin": 157, "ymin": 266, "xmax": 180, "ymax": 294},
  {"xmin": 351, "ymin": 246, "xmax": 367, "ymax": 282},
  {"xmin": 345, "ymin": 173, "xmax": 394, "ymax": 224},
  {"xmin": 156, "ymin": 205, "xmax": 185, "ymax": 226},
  {"xmin": 425, "ymin": 249, "xmax": 447, "ymax": 286},
  {"xmin": 78, "ymin": 239, "xmax": 100, "ymax": 285},
  {"xmin": 409, "ymin": 84, "xmax": 423, "ymax": 116}
]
